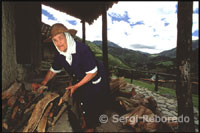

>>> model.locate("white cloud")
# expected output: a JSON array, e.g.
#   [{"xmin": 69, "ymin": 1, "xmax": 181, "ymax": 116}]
[
  {"xmin": 42, "ymin": 2, "xmax": 199, "ymax": 54},
  {"xmin": 106, "ymin": 2, "xmax": 179, "ymax": 53},
  {"xmin": 41, "ymin": 4, "xmax": 83, "ymax": 38}
]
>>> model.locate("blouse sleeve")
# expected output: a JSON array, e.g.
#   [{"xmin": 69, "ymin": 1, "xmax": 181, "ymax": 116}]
[
  {"xmin": 81, "ymin": 45, "xmax": 98, "ymax": 74},
  {"xmin": 50, "ymin": 53, "xmax": 63, "ymax": 73}
]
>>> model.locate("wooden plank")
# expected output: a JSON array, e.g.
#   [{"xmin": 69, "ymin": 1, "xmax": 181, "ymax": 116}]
[
  {"xmin": 2, "ymin": 81, "xmax": 22, "ymax": 100},
  {"xmin": 22, "ymin": 92, "xmax": 59, "ymax": 132},
  {"xmin": 37, "ymin": 102, "xmax": 53, "ymax": 132},
  {"xmin": 51, "ymin": 103, "xmax": 68, "ymax": 126},
  {"xmin": 7, "ymin": 96, "xmax": 17, "ymax": 107},
  {"xmin": 24, "ymin": 104, "xmax": 36, "ymax": 114},
  {"xmin": 11, "ymin": 106, "xmax": 19, "ymax": 120}
]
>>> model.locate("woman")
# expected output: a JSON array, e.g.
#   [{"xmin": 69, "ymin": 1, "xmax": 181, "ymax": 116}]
[{"xmin": 33, "ymin": 23, "xmax": 109, "ymax": 132}]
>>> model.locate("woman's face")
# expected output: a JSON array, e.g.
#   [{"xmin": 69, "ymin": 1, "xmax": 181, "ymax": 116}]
[{"xmin": 52, "ymin": 33, "xmax": 67, "ymax": 52}]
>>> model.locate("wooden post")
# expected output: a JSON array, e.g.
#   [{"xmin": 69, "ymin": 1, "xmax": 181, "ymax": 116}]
[
  {"xmin": 102, "ymin": 3, "xmax": 108, "ymax": 74},
  {"xmin": 154, "ymin": 74, "xmax": 158, "ymax": 91},
  {"xmin": 82, "ymin": 19, "xmax": 86, "ymax": 44},
  {"xmin": 176, "ymin": 2, "xmax": 195, "ymax": 132},
  {"xmin": 131, "ymin": 70, "xmax": 133, "ymax": 83}
]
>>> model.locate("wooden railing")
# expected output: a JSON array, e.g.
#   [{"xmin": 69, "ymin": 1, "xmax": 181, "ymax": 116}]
[{"xmin": 110, "ymin": 66, "xmax": 198, "ymax": 94}]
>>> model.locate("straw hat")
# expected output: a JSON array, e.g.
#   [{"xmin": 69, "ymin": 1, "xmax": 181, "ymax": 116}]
[{"xmin": 44, "ymin": 23, "xmax": 77, "ymax": 43}]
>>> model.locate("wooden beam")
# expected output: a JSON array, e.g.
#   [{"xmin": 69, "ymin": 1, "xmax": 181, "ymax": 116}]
[
  {"xmin": 176, "ymin": 2, "xmax": 195, "ymax": 132},
  {"xmin": 154, "ymin": 74, "xmax": 158, "ymax": 91},
  {"xmin": 102, "ymin": 4, "xmax": 108, "ymax": 73},
  {"xmin": 82, "ymin": 20, "xmax": 86, "ymax": 44}
]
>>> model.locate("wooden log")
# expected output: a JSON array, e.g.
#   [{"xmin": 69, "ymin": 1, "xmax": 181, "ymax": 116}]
[
  {"xmin": 132, "ymin": 94, "xmax": 145, "ymax": 100},
  {"xmin": 143, "ymin": 107, "xmax": 154, "ymax": 115},
  {"xmin": 11, "ymin": 106, "xmax": 19, "ymax": 120},
  {"xmin": 119, "ymin": 80, "xmax": 127, "ymax": 89},
  {"xmin": 135, "ymin": 121, "xmax": 145, "ymax": 132},
  {"xmin": 7, "ymin": 96, "xmax": 17, "ymax": 107},
  {"xmin": 144, "ymin": 96, "xmax": 157, "ymax": 114},
  {"xmin": 143, "ymin": 121, "xmax": 158, "ymax": 132},
  {"xmin": 118, "ymin": 89, "xmax": 132, "ymax": 98},
  {"xmin": 18, "ymin": 96, "xmax": 25, "ymax": 104},
  {"xmin": 33, "ymin": 85, "xmax": 48, "ymax": 94},
  {"xmin": 62, "ymin": 89, "xmax": 70, "ymax": 102},
  {"xmin": 24, "ymin": 104, "xmax": 36, "ymax": 114},
  {"xmin": 128, "ymin": 105, "xmax": 146, "ymax": 127},
  {"xmin": 49, "ymin": 112, "xmax": 53, "ymax": 118},
  {"xmin": 165, "ymin": 121, "xmax": 178, "ymax": 128},
  {"xmin": 119, "ymin": 100, "xmax": 134, "ymax": 112},
  {"xmin": 121, "ymin": 105, "xmax": 144, "ymax": 125},
  {"xmin": 51, "ymin": 103, "xmax": 68, "ymax": 126},
  {"xmin": 23, "ymin": 92, "xmax": 59, "ymax": 132},
  {"xmin": 110, "ymin": 77, "xmax": 125, "ymax": 91},
  {"xmin": 24, "ymin": 92, "xmax": 44, "ymax": 111},
  {"xmin": 11, "ymin": 108, "xmax": 32, "ymax": 132},
  {"xmin": 121, "ymin": 84, "xmax": 133, "ymax": 90},
  {"xmin": 2, "ymin": 106, "xmax": 12, "ymax": 130},
  {"xmin": 2, "ymin": 81, "xmax": 22, "ymax": 100},
  {"xmin": 2, "ymin": 103, "xmax": 7, "ymax": 110},
  {"xmin": 2, "ymin": 122, "xmax": 8, "ymax": 130},
  {"xmin": 116, "ymin": 97, "xmax": 140, "ymax": 107},
  {"xmin": 37, "ymin": 102, "xmax": 53, "ymax": 132}
]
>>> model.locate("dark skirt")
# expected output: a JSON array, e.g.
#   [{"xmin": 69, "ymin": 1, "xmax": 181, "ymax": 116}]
[{"xmin": 73, "ymin": 73, "xmax": 110, "ymax": 128}]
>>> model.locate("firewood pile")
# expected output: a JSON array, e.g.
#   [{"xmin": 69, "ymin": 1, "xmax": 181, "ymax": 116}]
[
  {"xmin": 2, "ymin": 80, "xmax": 71, "ymax": 132},
  {"xmin": 109, "ymin": 77, "xmax": 178, "ymax": 132}
]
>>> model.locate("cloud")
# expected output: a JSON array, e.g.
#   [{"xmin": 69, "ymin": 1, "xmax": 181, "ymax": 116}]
[
  {"xmin": 106, "ymin": 2, "xmax": 178, "ymax": 53},
  {"xmin": 164, "ymin": 22, "xmax": 170, "ymax": 26},
  {"xmin": 194, "ymin": 8, "xmax": 199, "ymax": 14},
  {"xmin": 130, "ymin": 21, "xmax": 144, "ymax": 27},
  {"xmin": 67, "ymin": 20, "xmax": 77, "ymax": 25},
  {"xmin": 41, "ymin": 4, "xmax": 83, "ymax": 38},
  {"xmin": 42, "ymin": 9, "xmax": 57, "ymax": 20},
  {"xmin": 108, "ymin": 11, "xmax": 130, "ymax": 25},
  {"xmin": 153, "ymin": 34, "xmax": 159, "ymax": 37},
  {"xmin": 175, "ymin": 4, "xmax": 178, "ymax": 13},
  {"xmin": 193, "ymin": 30, "xmax": 199, "ymax": 37},
  {"xmin": 193, "ymin": 1, "xmax": 199, "ymax": 14},
  {"xmin": 161, "ymin": 18, "xmax": 166, "ymax": 21},
  {"xmin": 42, "ymin": 2, "xmax": 198, "ymax": 54},
  {"xmin": 130, "ymin": 44, "xmax": 156, "ymax": 49}
]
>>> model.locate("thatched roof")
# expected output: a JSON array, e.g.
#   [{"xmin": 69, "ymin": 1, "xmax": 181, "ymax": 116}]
[{"xmin": 42, "ymin": 2, "xmax": 118, "ymax": 24}]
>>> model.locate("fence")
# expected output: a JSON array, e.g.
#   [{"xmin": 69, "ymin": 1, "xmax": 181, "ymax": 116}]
[{"xmin": 111, "ymin": 66, "xmax": 198, "ymax": 94}]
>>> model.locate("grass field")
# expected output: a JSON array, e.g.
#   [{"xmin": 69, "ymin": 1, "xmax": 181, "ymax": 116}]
[{"xmin": 124, "ymin": 78, "xmax": 199, "ymax": 108}]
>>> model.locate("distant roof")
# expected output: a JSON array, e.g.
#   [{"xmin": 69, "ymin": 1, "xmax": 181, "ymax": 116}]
[{"xmin": 42, "ymin": 1, "xmax": 118, "ymax": 24}]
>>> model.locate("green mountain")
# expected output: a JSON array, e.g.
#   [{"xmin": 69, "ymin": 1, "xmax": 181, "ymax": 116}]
[
  {"xmin": 74, "ymin": 37, "xmax": 130, "ymax": 69},
  {"xmin": 158, "ymin": 40, "xmax": 199, "ymax": 58},
  {"xmin": 93, "ymin": 40, "xmax": 152, "ymax": 68},
  {"xmin": 93, "ymin": 40, "xmax": 121, "ymax": 48},
  {"xmin": 75, "ymin": 37, "xmax": 198, "ymax": 74}
]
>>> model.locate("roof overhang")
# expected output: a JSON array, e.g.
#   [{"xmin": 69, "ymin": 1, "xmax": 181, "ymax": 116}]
[{"xmin": 42, "ymin": 1, "xmax": 118, "ymax": 25}]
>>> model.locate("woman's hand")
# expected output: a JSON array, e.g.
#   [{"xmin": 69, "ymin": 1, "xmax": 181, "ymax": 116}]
[
  {"xmin": 66, "ymin": 85, "xmax": 78, "ymax": 97},
  {"xmin": 32, "ymin": 83, "xmax": 42, "ymax": 92}
]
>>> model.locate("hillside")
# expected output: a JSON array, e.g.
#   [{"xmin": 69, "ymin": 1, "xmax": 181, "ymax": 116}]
[
  {"xmin": 74, "ymin": 37, "xmax": 130, "ymax": 69},
  {"xmin": 74, "ymin": 37, "xmax": 198, "ymax": 74},
  {"xmin": 158, "ymin": 40, "xmax": 199, "ymax": 58},
  {"xmin": 93, "ymin": 41, "xmax": 151, "ymax": 68}
]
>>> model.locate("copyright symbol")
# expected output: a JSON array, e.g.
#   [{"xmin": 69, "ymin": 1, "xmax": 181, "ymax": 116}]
[{"xmin": 99, "ymin": 114, "xmax": 108, "ymax": 123}]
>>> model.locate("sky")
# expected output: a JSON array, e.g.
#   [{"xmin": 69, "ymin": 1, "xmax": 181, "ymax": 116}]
[{"xmin": 42, "ymin": 1, "xmax": 199, "ymax": 54}]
